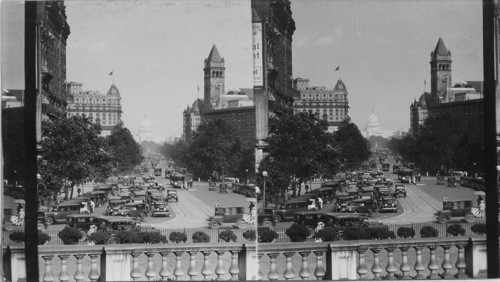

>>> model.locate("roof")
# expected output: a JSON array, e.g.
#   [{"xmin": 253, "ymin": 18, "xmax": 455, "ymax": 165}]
[
  {"xmin": 333, "ymin": 79, "xmax": 347, "ymax": 91},
  {"xmin": 466, "ymin": 81, "xmax": 483, "ymax": 93},
  {"xmin": 433, "ymin": 38, "xmax": 450, "ymax": 56},
  {"xmin": 207, "ymin": 45, "xmax": 223, "ymax": 62},
  {"xmin": 107, "ymin": 84, "xmax": 120, "ymax": 96}
]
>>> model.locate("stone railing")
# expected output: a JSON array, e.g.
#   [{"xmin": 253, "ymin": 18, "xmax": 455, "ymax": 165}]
[
  {"xmin": 258, "ymin": 236, "xmax": 487, "ymax": 280},
  {"xmin": 6, "ymin": 243, "xmax": 257, "ymax": 282}
]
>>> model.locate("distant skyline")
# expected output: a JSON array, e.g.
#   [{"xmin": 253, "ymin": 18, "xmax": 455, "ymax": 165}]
[
  {"xmin": 291, "ymin": 0, "xmax": 482, "ymax": 133},
  {"xmin": 1, "ymin": 1, "xmax": 483, "ymax": 138}
]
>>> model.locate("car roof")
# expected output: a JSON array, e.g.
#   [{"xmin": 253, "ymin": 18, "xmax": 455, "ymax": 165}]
[
  {"xmin": 54, "ymin": 201, "xmax": 85, "ymax": 207},
  {"xmin": 98, "ymin": 216, "xmax": 139, "ymax": 223},
  {"xmin": 133, "ymin": 191, "xmax": 147, "ymax": 195},
  {"xmin": 124, "ymin": 202, "xmax": 146, "ymax": 206},
  {"xmin": 66, "ymin": 214, "xmax": 98, "ymax": 218}
]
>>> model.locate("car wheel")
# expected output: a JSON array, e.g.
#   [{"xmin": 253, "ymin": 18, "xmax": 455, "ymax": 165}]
[
  {"xmin": 262, "ymin": 220, "xmax": 273, "ymax": 228},
  {"xmin": 45, "ymin": 217, "xmax": 54, "ymax": 225},
  {"xmin": 273, "ymin": 215, "xmax": 282, "ymax": 223},
  {"xmin": 236, "ymin": 219, "xmax": 248, "ymax": 229},
  {"xmin": 210, "ymin": 220, "xmax": 220, "ymax": 229}
]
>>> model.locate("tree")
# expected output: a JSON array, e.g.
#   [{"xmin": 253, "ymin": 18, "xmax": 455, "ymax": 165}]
[
  {"xmin": 39, "ymin": 116, "xmax": 111, "ymax": 201},
  {"xmin": 106, "ymin": 123, "xmax": 143, "ymax": 174},
  {"xmin": 162, "ymin": 140, "xmax": 190, "ymax": 168},
  {"xmin": 333, "ymin": 119, "xmax": 371, "ymax": 169}
]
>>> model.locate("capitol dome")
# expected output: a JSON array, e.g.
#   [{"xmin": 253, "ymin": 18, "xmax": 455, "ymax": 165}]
[{"xmin": 365, "ymin": 111, "xmax": 381, "ymax": 131}]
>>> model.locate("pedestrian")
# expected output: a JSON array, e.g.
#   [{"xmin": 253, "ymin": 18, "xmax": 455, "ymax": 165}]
[
  {"xmin": 305, "ymin": 184, "xmax": 309, "ymax": 193},
  {"xmin": 477, "ymin": 196, "xmax": 483, "ymax": 206},
  {"xmin": 317, "ymin": 196, "xmax": 323, "ymax": 210},
  {"xmin": 89, "ymin": 199, "xmax": 96, "ymax": 213},
  {"xmin": 77, "ymin": 187, "xmax": 81, "ymax": 196},
  {"xmin": 17, "ymin": 203, "xmax": 23, "ymax": 214},
  {"xmin": 18, "ymin": 208, "xmax": 25, "ymax": 226},
  {"xmin": 249, "ymin": 202, "xmax": 255, "ymax": 210},
  {"xmin": 479, "ymin": 200, "xmax": 486, "ymax": 218}
]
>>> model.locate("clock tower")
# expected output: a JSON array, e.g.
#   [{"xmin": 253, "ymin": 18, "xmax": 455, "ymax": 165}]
[
  {"xmin": 204, "ymin": 45, "xmax": 225, "ymax": 110},
  {"xmin": 430, "ymin": 38, "xmax": 452, "ymax": 103}
]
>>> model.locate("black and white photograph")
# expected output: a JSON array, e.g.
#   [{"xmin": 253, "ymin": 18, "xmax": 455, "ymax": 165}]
[{"xmin": 1, "ymin": 0, "xmax": 498, "ymax": 281}]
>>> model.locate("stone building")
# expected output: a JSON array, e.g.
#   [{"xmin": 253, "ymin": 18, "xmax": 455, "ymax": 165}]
[
  {"xmin": 252, "ymin": 0, "xmax": 295, "ymax": 169},
  {"xmin": 183, "ymin": 99, "xmax": 203, "ymax": 141},
  {"xmin": 135, "ymin": 115, "xmax": 166, "ymax": 144},
  {"xmin": 363, "ymin": 111, "xmax": 393, "ymax": 139},
  {"xmin": 292, "ymin": 78, "xmax": 350, "ymax": 132},
  {"xmin": 66, "ymin": 82, "xmax": 123, "ymax": 136}
]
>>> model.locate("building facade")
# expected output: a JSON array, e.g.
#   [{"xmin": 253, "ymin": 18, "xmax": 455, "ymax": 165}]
[
  {"xmin": 183, "ymin": 99, "xmax": 203, "ymax": 141},
  {"xmin": 66, "ymin": 82, "xmax": 123, "ymax": 136},
  {"xmin": 135, "ymin": 115, "xmax": 166, "ymax": 144},
  {"xmin": 292, "ymin": 78, "xmax": 350, "ymax": 132},
  {"xmin": 204, "ymin": 45, "xmax": 226, "ymax": 111},
  {"xmin": 203, "ymin": 106, "xmax": 256, "ymax": 148},
  {"xmin": 363, "ymin": 111, "xmax": 393, "ymax": 139}
]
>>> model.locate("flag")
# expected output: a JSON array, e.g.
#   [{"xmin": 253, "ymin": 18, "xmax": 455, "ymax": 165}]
[
  {"xmin": 109, "ymin": 71, "xmax": 113, "ymax": 76},
  {"xmin": 335, "ymin": 66, "xmax": 340, "ymax": 71},
  {"xmin": 198, "ymin": 86, "xmax": 200, "ymax": 92},
  {"xmin": 424, "ymin": 79, "xmax": 426, "ymax": 86}
]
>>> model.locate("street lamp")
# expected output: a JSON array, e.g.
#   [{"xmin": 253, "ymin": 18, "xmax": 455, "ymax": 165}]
[{"xmin": 262, "ymin": 171, "xmax": 268, "ymax": 207}]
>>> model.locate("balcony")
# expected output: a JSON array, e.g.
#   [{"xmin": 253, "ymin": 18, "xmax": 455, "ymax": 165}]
[{"xmin": 4, "ymin": 236, "xmax": 487, "ymax": 281}]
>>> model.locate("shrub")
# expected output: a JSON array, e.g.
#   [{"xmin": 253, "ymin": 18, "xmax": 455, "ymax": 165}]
[
  {"xmin": 447, "ymin": 223, "xmax": 465, "ymax": 236},
  {"xmin": 420, "ymin": 226, "xmax": 439, "ymax": 238},
  {"xmin": 9, "ymin": 231, "xmax": 25, "ymax": 243},
  {"xmin": 397, "ymin": 227, "xmax": 416, "ymax": 238},
  {"xmin": 342, "ymin": 228, "xmax": 394, "ymax": 240},
  {"xmin": 218, "ymin": 230, "xmax": 237, "ymax": 242},
  {"xmin": 315, "ymin": 227, "xmax": 339, "ymax": 241},
  {"xmin": 58, "ymin": 226, "xmax": 83, "ymax": 245},
  {"xmin": 471, "ymin": 223, "xmax": 487, "ymax": 235},
  {"xmin": 38, "ymin": 231, "xmax": 51, "ymax": 245},
  {"xmin": 88, "ymin": 232, "xmax": 110, "ymax": 245},
  {"xmin": 140, "ymin": 232, "xmax": 167, "ymax": 244},
  {"xmin": 243, "ymin": 230, "xmax": 256, "ymax": 241},
  {"xmin": 169, "ymin": 232, "xmax": 187, "ymax": 243},
  {"xmin": 258, "ymin": 229, "xmax": 279, "ymax": 243},
  {"xmin": 342, "ymin": 228, "xmax": 365, "ymax": 240},
  {"xmin": 115, "ymin": 231, "xmax": 138, "ymax": 244},
  {"xmin": 192, "ymin": 231, "xmax": 210, "ymax": 243},
  {"xmin": 285, "ymin": 224, "xmax": 309, "ymax": 242}
]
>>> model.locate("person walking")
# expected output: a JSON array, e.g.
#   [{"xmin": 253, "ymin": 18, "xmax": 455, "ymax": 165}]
[
  {"xmin": 317, "ymin": 196, "xmax": 323, "ymax": 210},
  {"xmin": 18, "ymin": 208, "xmax": 25, "ymax": 226},
  {"xmin": 89, "ymin": 199, "xmax": 96, "ymax": 213}
]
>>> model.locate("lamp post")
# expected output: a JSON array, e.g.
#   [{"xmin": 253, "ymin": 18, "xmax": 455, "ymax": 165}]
[
  {"xmin": 262, "ymin": 171, "xmax": 268, "ymax": 207},
  {"xmin": 245, "ymin": 169, "xmax": 249, "ymax": 184}
]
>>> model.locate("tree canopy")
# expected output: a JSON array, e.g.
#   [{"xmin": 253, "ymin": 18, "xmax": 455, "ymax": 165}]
[{"xmin": 106, "ymin": 123, "xmax": 144, "ymax": 174}]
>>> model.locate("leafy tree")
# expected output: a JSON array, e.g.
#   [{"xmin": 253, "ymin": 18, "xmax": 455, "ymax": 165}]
[
  {"xmin": 106, "ymin": 123, "xmax": 143, "ymax": 174},
  {"xmin": 162, "ymin": 140, "xmax": 190, "ymax": 168},
  {"xmin": 39, "ymin": 116, "xmax": 111, "ymax": 201},
  {"xmin": 186, "ymin": 119, "xmax": 244, "ymax": 180},
  {"xmin": 333, "ymin": 118, "xmax": 371, "ymax": 169}
]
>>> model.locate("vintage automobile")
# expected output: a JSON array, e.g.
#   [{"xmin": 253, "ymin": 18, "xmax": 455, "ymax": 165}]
[
  {"xmin": 131, "ymin": 190, "xmax": 147, "ymax": 203},
  {"xmin": 272, "ymin": 200, "xmax": 312, "ymax": 222},
  {"xmin": 293, "ymin": 212, "xmax": 370, "ymax": 232},
  {"xmin": 45, "ymin": 201, "xmax": 87, "ymax": 225},
  {"xmin": 447, "ymin": 177, "xmax": 457, "ymax": 188},
  {"xmin": 375, "ymin": 185, "xmax": 392, "ymax": 199},
  {"xmin": 378, "ymin": 196, "xmax": 398, "ymax": 213},
  {"xmin": 208, "ymin": 206, "xmax": 250, "ymax": 229},
  {"xmin": 257, "ymin": 208, "xmax": 276, "ymax": 228},
  {"xmin": 97, "ymin": 216, "xmax": 155, "ymax": 232},
  {"xmin": 219, "ymin": 183, "xmax": 229, "ymax": 194},
  {"xmin": 93, "ymin": 184, "xmax": 118, "ymax": 195},
  {"xmin": 166, "ymin": 189, "xmax": 179, "ymax": 202},
  {"xmin": 394, "ymin": 184, "xmax": 407, "ymax": 198},
  {"xmin": 436, "ymin": 200, "xmax": 475, "ymax": 223},
  {"xmin": 66, "ymin": 214, "xmax": 100, "ymax": 231},
  {"xmin": 151, "ymin": 201, "xmax": 170, "ymax": 217},
  {"xmin": 358, "ymin": 186, "xmax": 375, "ymax": 199},
  {"xmin": 112, "ymin": 202, "xmax": 149, "ymax": 221},
  {"xmin": 90, "ymin": 191, "xmax": 107, "ymax": 207},
  {"xmin": 345, "ymin": 198, "xmax": 374, "ymax": 216},
  {"xmin": 208, "ymin": 181, "xmax": 217, "ymax": 191}
]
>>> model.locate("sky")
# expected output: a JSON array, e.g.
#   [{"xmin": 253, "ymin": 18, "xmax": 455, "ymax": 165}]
[
  {"xmin": 291, "ymin": 0, "xmax": 483, "ymax": 133},
  {"xmin": 1, "ymin": 0, "xmax": 253, "ymax": 139},
  {"xmin": 1, "ymin": 0, "xmax": 483, "ymax": 137}
]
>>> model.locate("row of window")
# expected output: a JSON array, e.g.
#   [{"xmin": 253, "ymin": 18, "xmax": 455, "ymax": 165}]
[
  {"xmin": 75, "ymin": 98, "xmax": 119, "ymax": 105},
  {"xmin": 295, "ymin": 108, "xmax": 347, "ymax": 115},
  {"xmin": 300, "ymin": 93, "xmax": 347, "ymax": 100},
  {"xmin": 68, "ymin": 112, "xmax": 119, "ymax": 118}
]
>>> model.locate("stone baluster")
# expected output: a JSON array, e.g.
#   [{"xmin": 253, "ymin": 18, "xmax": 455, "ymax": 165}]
[
  {"xmin": 385, "ymin": 248, "xmax": 397, "ymax": 280},
  {"xmin": 427, "ymin": 246, "xmax": 439, "ymax": 279},
  {"xmin": 145, "ymin": 252, "xmax": 157, "ymax": 281},
  {"xmin": 313, "ymin": 251, "xmax": 326, "ymax": 280},
  {"xmin": 441, "ymin": 245, "xmax": 454, "ymax": 279},
  {"xmin": 42, "ymin": 255, "xmax": 54, "ymax": 282},
  {"xmin": 455, "ymin": 244, "xmax": 468, "ymax": 279},
  {"xmin": 88, "ymin": 254, "xmax": 100, "ymax": 282},
  {"xmin": 201, "ymin": 251, "xmax": 213, "ymax": 280},
  {"xmin": 57, "ymin": 255, "xmax": 70, "ymax": 282},
  {"xmin": 74, "ymin": 254, "xmax": 86, "ymax": 282},
  {"xmin": 159, "ymin": 251, "xmax": 171, "ymax": 281},
  {"xmin": 356, "ymin": 248, "xmax": 369, "ymax": 280},
  {"xmin": 414, "ymin": 246, "xmax": 426, "ymax": 280},
  {"xmin": 283, "ymin": 252, "xmax": 296, "ymax": 280},
  {"xmin": 257, "ymin": 254, "xmax": 264, "ymax": 281},
  {"xmin": 187, "ymin": 251, "xmax": 199, "ymax": 280},
  {"xmin": 298, "ymin": 252, "xmax": 311, "ymax": 280},
  {"xmin": 229, "ymin": 250, "xmax": 240, "ymax": 280},
  {"xmin": 371, "ymin": 248, "xmax": 383, "ymax": 280},
  {"xmin": 215, "ymin": 251, "xmax": 227, "ymax": 280},
  {"xmin": 399, "ymin": 247, "xmax": 411, "ymax": 280},
  {"xmin": 130, "ymin": 251, "xmax": 142, "ymax": 281},
  {"xmin": 174, "ymin": 251, "xmax": 185, "ymax": 280},
  {"xmin": 267, "ymin": 253, "xmax": 280, "ymax": 280}
]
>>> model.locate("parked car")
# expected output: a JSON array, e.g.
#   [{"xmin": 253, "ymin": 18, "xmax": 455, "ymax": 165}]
[
  {"xmin": 272, "ymin": 200, "xmax": 312, "ymax": 222},
  {"xmin": 166, "ymin": 189, "xmax": 179, "ymax": 202},
  {"xmin": 208, "ymin": 206, "xmax": 249, "ymax": 229},
  {"xmin": 97, "ymin": 216, "xmax": 154, "ymax": 232},
  {"xmin": 257, "ymin": 208, "xmax": 276, "ymax": 228},
  {"xmin": 293, "ymin": 211, "xmax": 370, "ymax": 231},
  {"xmin": 66, "ymin": 214, "xmax": 100, "ymax": 231},
  {"xmin": 345, "ymin": 198, "xmax": 374, "ymax": 216},
  {"xmin": 113, "ymin": 202, "xmax": 149, "ymax": 221},
  {"xmin": 151, "ymin": 201, "xmax": 170, "ymax": 217},
  {"xmin": 378, "ymin": 196, "xmax": 398, "ymax": 213},
  {"xmin": 45, "ymin": 201, "xmax": 87, "ymax": 225},
  {"xmin": 131, "ymin": 190, "xmax": 147, "ymax": 203},
  {"xmin": 394, "ymin": 184, "xmax": 407, "ymax": 198},
  {"xmin": 89, "ymin": 191, "xmax": 107, "ymax": 207},
  {"xmin": 219, "ymin": 183, "xmax": 229, "ymax": 194},
  {"xmin": 436, "ymin": 200, "xmax": 475, "ymax": 223}
]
